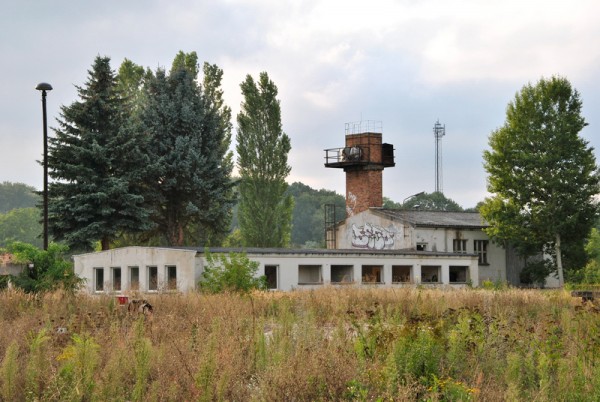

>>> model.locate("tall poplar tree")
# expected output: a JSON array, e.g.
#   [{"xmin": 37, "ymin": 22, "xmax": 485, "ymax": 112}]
[
  {"xmin": 236, "ymin": 72, "xmax": 293, "ymax": 247},
  {"xmin": 481, "ymin": 76, "xmax": 600, "ymax": 286},
  {"xmin": 48, "ymin": 56, "xmax": 151, "ymax": 250},
  {"xmin": 139, "ymin": 53, "xmax": 234, "ymax": 246}
]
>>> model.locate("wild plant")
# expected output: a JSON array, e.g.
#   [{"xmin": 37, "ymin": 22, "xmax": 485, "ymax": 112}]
[
  {"xmin": 1, "ymin": 340, "xmax": 20, "ymax": 401},
  {"xmin": 131, "ymin": 318, "xmax": 152, "ymax": 402},
  {"xmin": 25, "ymin": 327, "xmax": 50, "ymax": 399}
]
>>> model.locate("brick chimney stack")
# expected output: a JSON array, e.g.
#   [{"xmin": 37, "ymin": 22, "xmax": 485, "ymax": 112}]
[{"xmin": 324, "ymin": 122, "xmax": 395, "ymax": 217}]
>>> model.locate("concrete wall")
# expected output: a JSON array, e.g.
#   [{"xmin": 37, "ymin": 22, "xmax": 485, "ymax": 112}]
[
  {"xmin": 248, "ymin": 252, "xmax": 482, "ymax": 290},
  {"xmin": 243, "ymin": 252, "xmax": 479, "ymax": 290},
  {"xmin": 336, "ymin": 210, "xmax": 412, "ymax": 250},
  {"xmin": 74, "ymin": 247, "xmax": 198, "ymax": 294},
  {"xmin": 74, "ymin": 247, "xmax": 480, "ymax": 294}
]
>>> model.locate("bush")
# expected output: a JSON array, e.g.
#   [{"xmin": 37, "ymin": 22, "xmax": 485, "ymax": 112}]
[
  {"xmin": 199, "ymin": 250, "xmax": 266, "ymax": 294},
  {"xmin": 520, "ymin": 259, "xmax": 553, "ymax": 286},
  {"xmin": 5, "ymin": 242, "xmax": 83, "ymax": 293}
]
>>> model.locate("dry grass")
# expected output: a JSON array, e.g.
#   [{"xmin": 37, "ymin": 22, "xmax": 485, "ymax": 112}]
[{"xmin": 0, "ymin": 286, "xmax": 598, "ymax": 401}]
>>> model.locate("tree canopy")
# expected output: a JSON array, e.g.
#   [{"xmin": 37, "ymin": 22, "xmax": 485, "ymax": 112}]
[
  {"xmin": 48, "ymin": 56, "xmax": 152, "ymax": 251},
  {"xmin": 481, "ymin": 76, "xmax": 600, "ymax": 286},
  {"xmin": 384, "ymin": 192, "xmax": 464, "ymax": 211},
  {"xmin": 236, "ymin": 72, "xmax": 293, "ymax": 247},
  {"xmin": 139, "ymin": 54, "xmax": 234, "ymax": 246}
]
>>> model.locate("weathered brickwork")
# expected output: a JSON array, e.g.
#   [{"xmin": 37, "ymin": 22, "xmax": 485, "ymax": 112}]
[
  {"xmin": 345, "ymin": 133, "xmax": 382, "ymax": 163},
  {"xmin": 346, "ymin": 168, "xmax": 383, "ymax": 216}
]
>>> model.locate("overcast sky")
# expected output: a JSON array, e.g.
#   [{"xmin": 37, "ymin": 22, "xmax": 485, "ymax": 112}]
[{"xmin": 2, "ymin": 0, "xmax": 599, "ymax": 208}]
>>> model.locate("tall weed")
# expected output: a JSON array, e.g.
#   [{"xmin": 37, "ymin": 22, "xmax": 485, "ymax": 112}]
[{"xmin": 1, "ymin": 341, "xmax": 20, "ymax": 401}]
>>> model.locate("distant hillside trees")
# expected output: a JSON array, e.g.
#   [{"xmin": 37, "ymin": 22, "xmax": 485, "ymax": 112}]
[
  {"xmin": 48, "ymin": 56, "xmax": 151, "ymax": 251},
  {"xmin": 286, "ymin": 182, "xmax": 345, "ymax": 247},
  {"xmin": 482, "ymin": 76, "xmax": 600, "ymax": 286},
  {"xmin": 0, "ymin": 208, "xmax": 42, "ymax": 248},
  {"xmin": 236, "ymin": 72, "xmax": 293, "ymax": 247},
  {"xmin": 0, "ymin": 183, "xmax": 42, "ymax": 248},
  {"xmin": 0, "ymin": 182, "xmax": 39, "ymax": 213}
]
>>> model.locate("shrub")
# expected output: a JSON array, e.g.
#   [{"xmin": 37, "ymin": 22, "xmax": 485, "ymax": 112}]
[
  {"xmin": 199, "ymin": 250, "xmax": 266, "ymax": 294},
  {"xmin": 6, "ymin": 241, "xmax": 83, "ymax": 293}
]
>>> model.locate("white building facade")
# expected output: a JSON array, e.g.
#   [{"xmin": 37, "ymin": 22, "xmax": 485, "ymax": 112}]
[
  {"xmin": 74, "ymin": 246, "xmax": 479, "ymax": 294},
  {"xmin": 332, "ymin": 209, "xmax": 509, "ymax": 284}
]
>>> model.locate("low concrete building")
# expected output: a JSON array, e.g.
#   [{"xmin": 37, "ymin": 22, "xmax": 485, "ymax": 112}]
[{"xmin": 74, "ymin": 246, "xmax": 479, "ymax": 294}]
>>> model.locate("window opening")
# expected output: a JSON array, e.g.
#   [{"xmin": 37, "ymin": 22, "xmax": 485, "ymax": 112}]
[
  {"xmin": 421, "ymin": 265, "xmax": 440, "ymax": 283},
  {"xmin": 94, "ymin": 268, "xmax": 104, "ymax": 292},
  {"xmin": 474, "ymin": 240, "xmax": 489, "ymax": 265},
  {"xmin": 453, "ymin": 239, "xmax": 467, "ymax": 253},
  {"xmin": 265, "ymin": 265, "xmax": 278, "ymax": 289},
  {"xmin": 362, "ymin": 265, "xmax": 383, "ymax": 283},
  {"xmin": 449, "ymin": 266, "xmax": 469, "ymax": 283},
  {"xmin": 298, "ymin": 265, "xmax": 323, "ymax": 285},
  {"xmin": 166, "ymin": 265, "xmax": 177, "ymax": 290},
  {"xmin": 331, "ymin": 265, "xmax": 354, "ymax": 283},
  {"xmin": 148, "ymin": 266, "xmax": 158, "ymax": 291},
  {"xmin": 112, "ymin": 267, "xmax": 121, "ymax": 291},
  {"xmin": 130, "ymin": 266, "xmax": 139, "ymax": 291},
  {"xmin": 392, "ymin": 265, "xmax": 412, "ymax": 283}
]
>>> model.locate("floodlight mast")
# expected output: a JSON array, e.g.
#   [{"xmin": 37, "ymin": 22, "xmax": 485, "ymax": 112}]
[{"xmin": 433, "ymin": 119, "xmax": 445, "ymax": 193}]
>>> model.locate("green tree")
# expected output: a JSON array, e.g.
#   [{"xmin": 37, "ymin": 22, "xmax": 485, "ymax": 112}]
[
  {"xmin": 0, "ymin": 182, "xmax": 39, "ymax": 213},
  {"xmin": 236, "ymin": 72, "xmax": 293, "ymax": 247},
  {"xmin": 6, "ymin": 242, "xmax": 82, "ymax": 293},
  {"xmin": 47, "ymin": 56, "xmax": 152, "ymax": 251},
  {"xmin": 199, "ymin": 250, "xmax": 266, "ymax": 294},
  {"xmin": 116, "ymin": 58, "xmax": 150, "ymax": 117},
  {"xmin": 481, "ymin": 76, "xmax": 600, "ymax": 286},
  {"xmin": 384, "ymin": 192, "xmax": 463, "ymax": 211},
  {"xmin": 139, "ymin": 53, "xmax": 234, "ymax": 246},
  {"xmin": 0, "ymin": 208, "xmax": 42, "ymax": 248},
  {"xmin": 193, "ymin": 62, "xmax": 236, "ymax": 246},
  {"xmin": 170, "ymin": 50, "xmax": 199, "ymax": 77}
]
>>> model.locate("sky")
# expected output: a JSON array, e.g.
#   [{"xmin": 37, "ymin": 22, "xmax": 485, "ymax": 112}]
[{"xmin": 1, "ymin": 0, "xmax": 599, "ymax": 209}]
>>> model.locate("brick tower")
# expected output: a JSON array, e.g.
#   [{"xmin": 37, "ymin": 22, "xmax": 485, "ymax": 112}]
[{"xmin": 324, "ymin": 121, "xmax": 395, "ymax": 217}]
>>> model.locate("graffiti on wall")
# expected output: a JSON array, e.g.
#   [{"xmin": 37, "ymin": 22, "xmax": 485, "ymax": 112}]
[
  {"xmin": 346, "ymin": 192, "xmax": 357, "ymax": 217},
  {"xmin": 351, "ymin": 223, "xmax": 395, "ymax": 250}
]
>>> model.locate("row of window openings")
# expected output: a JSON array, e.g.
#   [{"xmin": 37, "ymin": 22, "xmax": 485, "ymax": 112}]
[
  {"xmin": 265, "ymin": 264, "xmax": 470, "ymax": 288},
  {"xmin": 94, "ymin": 266, "xmax": 176, "ymax": 292},
  {"xmin": 416, "ymin": 239, "xmax": 489, "ymax": 265},
  {"xmin": 96, "ymin": 264, "xmax": 469, "ymax": 292}
]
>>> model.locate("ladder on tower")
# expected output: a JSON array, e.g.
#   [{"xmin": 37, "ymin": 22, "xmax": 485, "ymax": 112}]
[{"xmin": 324, "ymin": 204, "xmax": 338, "ymax": 249}]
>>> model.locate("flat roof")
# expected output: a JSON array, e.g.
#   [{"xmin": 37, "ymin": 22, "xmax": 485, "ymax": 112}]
[
  {"xmin": 371, "ymin": 209, "xmax": 487, "ymax": 229},
  {"xmin": 180, "ymin": 247, "xmax": 477, "ymax": 258}
]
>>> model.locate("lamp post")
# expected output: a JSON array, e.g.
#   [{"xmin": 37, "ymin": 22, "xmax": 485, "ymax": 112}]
[
  {"xmin": 403, "ymin": 191, "xmax": 424, "ymax": 204},
  {"xmin": 36, "ymin": 82, "xmax": 52, "ymax": 250}
]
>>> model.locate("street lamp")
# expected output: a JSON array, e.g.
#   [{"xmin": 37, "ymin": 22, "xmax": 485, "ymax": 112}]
[
  {"xmin": 36, "ymin": 82, "xmax": 52, "ymax": 250},
  {"xmin": 403, "ymin": 191, "xmax": 424, "ymax": 204}
]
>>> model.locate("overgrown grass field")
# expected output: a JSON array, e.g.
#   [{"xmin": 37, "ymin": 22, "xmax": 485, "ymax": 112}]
[{"xmin": 1, "ymin": 287, "xmax": 599, "ymax": 401}]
